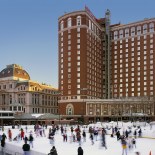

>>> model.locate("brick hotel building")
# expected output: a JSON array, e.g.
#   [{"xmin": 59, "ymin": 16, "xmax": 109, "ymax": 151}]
[{"xmin": 58, "ymin": 7, "xmax": 155, "ymax": 123}]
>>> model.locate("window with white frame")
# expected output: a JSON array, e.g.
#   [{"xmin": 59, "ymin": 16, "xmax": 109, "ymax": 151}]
[
  {"xmin": 150, "ymin": 39, "xmax": 153, "ymax": 43},
  {"xmin": 77, "ymin": 50, "xmax": 80, "ymax": 55},
  {"xmin": 114, "ymin": 31, "xmax": 118, "ymax": 40},
  {"xmin": 144, "ymin": 51, "xmax": 147, "ymax": 55},
  {"xmin": 77, "ymin": 45, "xmax": 80, "ymax": 49},
  {"xmin": 144, "ymin": 66, "xmax": 147, "ymax": 70},
  {"xmin": 66, "ymin": 104, "xmax": 74, "ymax": 115},
  {"xmin": 67, "ymin": 18, "xmax": 72, "ymax": 27},
  {"xmin": 68, "ymin": 68, "xmax": 71, "ymax": 72},
  {"xmin": 77, "ymin": 73, "xmax": 80, "ymax": 77},
  {"xmin": 60, "ymin": 21, "xmax": 64, "ymax": 30},
  {"xmin": 77, "ymin": 16, "xmax": 81, "ymax": 26},
  {"xmin": 131, "ymin": 27, "xmax": 135, "ymax": 36},
  {"xmin": 68, "ymin": 46, "xmax": 71, "ymax": 50},
  {"xmin": 77, "ymin": 33, "xmax": 80, "ymax": 37},
  {"xmin": 150, "ymin": 70, "xmax": 153, "ymax": 74},
  {"xmin": 68, "ymin": 52, "xmax": 71, "ymax": 56},
  {"xmin": 77, "ymin": 79, "xmax": 80, "ymax": 83},
  {"xmin": 150, "ymin": 76, "xmax": 153, "ymax": 80},
  {"xmin": 68, "ymin": 35, "xmax": 71, "ymax": 39},
  {"xmin": 89, "ymin": 20, "xmax": 91, "ymax": 29},
  {"xmin": 119, "ymin": 30, "xmax": 123, "ymax": 38},
  {"xmin": 149, "ymin": 23, "xmax": 154, "ymax": 32},
  {"xmin": 77, "ymin": 39, "xmax": 80, "ymax": 43},
  {"xmin": 125, "ymin": 28, "xmax": 129, "ymax": 37},
  {"xmin": 137, "ymin": 26, "xmax": 141, "ymax": 35},
  {"xmin": 143, "ymin": 24, "xmax": 147, "ymax": 34},
  {"xmin": 68, "ymin": 63, "xmax": 71, "ymax": 67},
  {"xmin": 77, "ymin": 56, "xmax": 80, "ymax": 60}
]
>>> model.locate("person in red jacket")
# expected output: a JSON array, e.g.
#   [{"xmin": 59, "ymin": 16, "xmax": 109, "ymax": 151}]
[
  {"xmin": 8, "ymin": 129, "xmax": 12, "ymax": 141},
  {"xmin": 21, "ymin": 128, "xmax": 25, "ymax": 140}
]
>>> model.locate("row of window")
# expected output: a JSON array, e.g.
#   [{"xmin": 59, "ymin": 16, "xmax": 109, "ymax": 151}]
[
  {"xmin": 113, "ymin": 23, "xmax": 154, "ymax": 40},
  {"xmin": 114, "ymin": 44, "xmax": 154, "ymax": 50},
  {"xmin": 60, "ymin": 16, "xmax": 82, "ymax": 30},
  {"xmin": 114, "ymin": 91, "xmax": 154, "ymax": 97},
  {"xmin": 32, "ymin": 108, "xmax": 58, "ymax": 114},
  {"xmin": 114, "ymin": 76, "xmax": 154, "ymax": 83},
  {"xmin": 0, "ymin": 84, "xmax": 13, "ymax": 90},
  {"xmin": 114, "ymin": 87, "xmax": 154, "ymax": 92}
]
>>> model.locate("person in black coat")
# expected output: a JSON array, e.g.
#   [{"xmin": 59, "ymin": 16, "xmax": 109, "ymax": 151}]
[
  {"xmin": 22, "ymin": 140, "xmax": 30, "ymax": 155},
  {"xmin": 48, "ymin": 146, "xmax": 58, "ymax": 155},
  {"xmin": 1, "ymin": 133, "xmax": 7, "ymax": 148},
  {"xmin": 78, "ymin": 146, "xmax": 83, "ymax": 155},
  {"xmin": 116, "ymin": 130, "xmax": 120, "ymax": 140}
]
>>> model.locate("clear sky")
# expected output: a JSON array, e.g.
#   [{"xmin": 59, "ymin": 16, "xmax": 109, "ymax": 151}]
[{"xmin": 0, "ymin": 0, "xmax": 154, "ymax": 88}]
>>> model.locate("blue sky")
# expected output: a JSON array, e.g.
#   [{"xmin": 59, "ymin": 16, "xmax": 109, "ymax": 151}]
[{"xmin": 0, "ymin": 0, "xmax": 154, "ymax": 88}]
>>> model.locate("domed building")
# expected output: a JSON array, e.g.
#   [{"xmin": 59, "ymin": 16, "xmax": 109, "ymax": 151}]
[
  {"xmin": 0, "ymin": 64, "xmax": 30, "ymax": 81},
  {"xmin": 0, "ymin": 64, "xmax": 59, "ymax": 125}
]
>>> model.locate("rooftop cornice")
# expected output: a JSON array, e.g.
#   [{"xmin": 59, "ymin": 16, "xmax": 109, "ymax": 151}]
[{"xmin": 111, "ymin": 18, "xmax": 155, "ymax": 31}]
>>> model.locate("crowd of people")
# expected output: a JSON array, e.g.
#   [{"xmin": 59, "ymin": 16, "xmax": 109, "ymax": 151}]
[{"xmin": 0, "ymin": 123, "xmax": 149, "ymax": 155}]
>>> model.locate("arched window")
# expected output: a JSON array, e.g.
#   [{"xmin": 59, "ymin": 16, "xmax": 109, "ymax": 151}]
[
  {"xmin": 114, "ymin": 31, "xmax": 118, "ymax": 40},
  {"xmin": 91, "ymin": 22, "xmax": 94, "ymax": 31},
  {"xmin": 131, "ymin": 27, "xmax": 135, "ymax": 36},
  {"xmin": 143, "ymin": 24, "xmax": 147, "ymax": 34},
  {"xmin": 137, "ymin": 26, "xmax": 141, "ymax": 35},
  {"xmin": 149, "ymin": 23, "xmax": 154, "ymax": 32},
  {"xmin": 66, "ymin": 104, "xmax": 74, "ymax": 115},
  {"xmin": 67, "ymin": 18, "xmax": 72, "ymax": 27},
  {"xmin": 77, "ymin": 16, "xmax": 81, "ymax": 26},
  {"xmin": 89, "ymin": 20, "xmax": 91, "ymax": 29},
  {"xmin": 125, "ymin": 28, "xmax": 129, "ymax": 37},
  {"xmin": 60, "ymin": 21, "xmax": 64, "ymax": 30},
  {"xmin": 119, "ymin": 30, "xmax": 123, "ymax": 38}
]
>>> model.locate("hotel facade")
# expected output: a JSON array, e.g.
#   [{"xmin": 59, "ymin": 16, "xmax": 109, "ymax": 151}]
[{"xmin": 58, "ymin": 7, "xmax": 155, "ymax": 123}]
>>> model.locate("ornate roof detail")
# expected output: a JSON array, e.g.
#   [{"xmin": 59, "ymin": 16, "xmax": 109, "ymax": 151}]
[{"xmin": 0, "ymin": 64, "xmax": 30, "ymax": 80}]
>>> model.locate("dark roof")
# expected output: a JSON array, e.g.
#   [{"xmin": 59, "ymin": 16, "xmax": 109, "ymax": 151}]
[
  {"xmin": 38, "ymin": 113, "xmax": 60, "ymax": 120},
  {"xmin": 16, "ymin": 82, "xmax": 29, "ymax": 88},
  {"xmin": 0, "ymin": 64, "xmax": 30, "ymax": 80},
  {"xmin": 15, "ymin": 114, "xmax": 36, "ymax": 120},
  {"xmin": 14, "ymin": 113, "xmax": 60, "ymax": 120}
]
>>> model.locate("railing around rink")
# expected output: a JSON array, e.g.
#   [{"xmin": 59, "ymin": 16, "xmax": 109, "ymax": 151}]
[{"xmin": 0, "ymin": 142, "xmax": 46, "ymax": 155}]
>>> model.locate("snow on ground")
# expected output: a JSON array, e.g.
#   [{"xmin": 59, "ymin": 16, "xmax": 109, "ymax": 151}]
[{"xmin": 0, "ymin": 121, "xmax": 155, "ymax": 155}]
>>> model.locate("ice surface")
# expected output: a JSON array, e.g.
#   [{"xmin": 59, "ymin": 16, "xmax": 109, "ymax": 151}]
[{"xmin": 0, "ymin": 121, "xmax": 155, "ymax": 155}]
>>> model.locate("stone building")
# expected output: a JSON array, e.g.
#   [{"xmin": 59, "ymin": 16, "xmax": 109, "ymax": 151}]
[{"xmin": 0, "ymin": 64, "xmax": 59, "ymax": 115}]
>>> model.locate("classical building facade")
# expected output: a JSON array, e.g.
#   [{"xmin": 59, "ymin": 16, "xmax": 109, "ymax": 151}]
[
  {"xmin": 58, "ymin": 7, "xmax": 155, "ymax": 123},
  {"xmin": 0, "ymin": 64, "xmax": 59, "ymax": 115}
]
